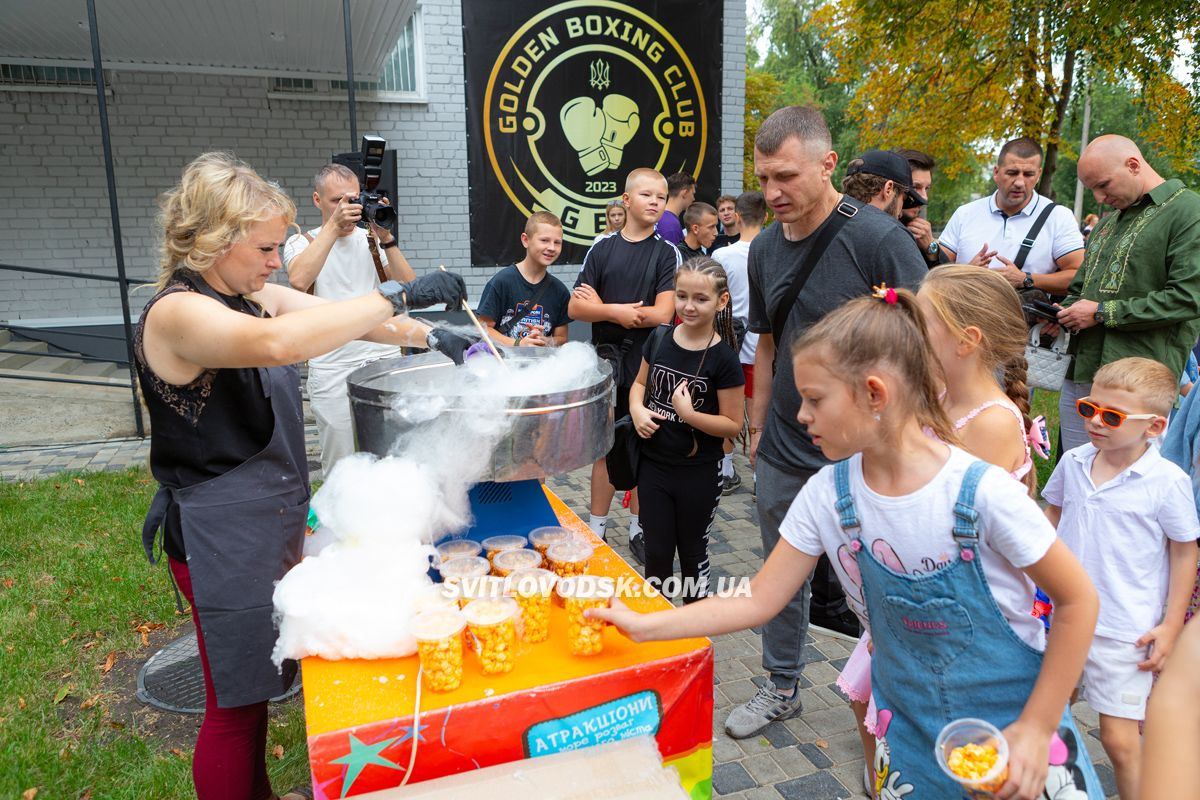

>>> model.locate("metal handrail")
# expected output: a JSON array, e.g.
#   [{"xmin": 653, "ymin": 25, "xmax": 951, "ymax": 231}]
[
  {"xmin": 0, "ymin": 347, "xmax": 127, "ymax": 365},
  {"xmin": 0, "ymin": 261, "xmax": 150, "ymax": 285}
]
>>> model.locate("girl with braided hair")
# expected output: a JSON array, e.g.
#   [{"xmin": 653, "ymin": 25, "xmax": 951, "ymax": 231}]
[{"xmin": 628, "ymin": 256, "xmax": 745, "ymax": 603}]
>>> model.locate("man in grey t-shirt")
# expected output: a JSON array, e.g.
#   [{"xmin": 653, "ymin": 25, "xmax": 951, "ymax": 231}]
[{"xmin": 726, "ymin": 106, "xmax": 927, "ymax": 740}]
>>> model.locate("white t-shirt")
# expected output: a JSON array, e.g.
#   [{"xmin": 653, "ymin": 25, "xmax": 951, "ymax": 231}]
[
  {"xmin": 712, "ymin": 239, "xmax": 758, "ymax": 365},
  {"xmin": 780, "ymin": 446, "xmax": 1055, "ymax": 649},
  {"xmin": 1042, "ymin": 443, "xmax": 1200, "ymax": 642},
  {"xmin": 939, "ymin": 193, "xmax": 1084, "ymax": 275},
  {"xmin": 282, "ymin": 227, "xmax": 401, "ymax": 369}
]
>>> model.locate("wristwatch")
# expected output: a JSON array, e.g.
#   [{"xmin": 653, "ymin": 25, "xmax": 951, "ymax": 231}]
[
  {"xmin": 926, "ymin": 241, "xmax": 939, "ymax": 256},
  {"xmin": 1022, "ymin": 274, "xmax": 1035, "ymax": 289},
  {"xmin": 748, "ymin": 427, "xmax": 761, "ymax": 436},
  {"xmin": 1093, "ymin": 308, "xmax": 1106, "ymax": 325},
  {"xmin": 379, "ymin": 238, "xmax": 399, "ymax": 250}
]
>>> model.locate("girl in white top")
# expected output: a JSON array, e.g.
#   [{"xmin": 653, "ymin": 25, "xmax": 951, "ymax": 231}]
[
  {"xmin": 837, "ymin": 265, "xmax": 1055, "ymax": 790},
  {"xmin": 592, "ymin": 287, "xmax": 1099, "ymax": 799}
]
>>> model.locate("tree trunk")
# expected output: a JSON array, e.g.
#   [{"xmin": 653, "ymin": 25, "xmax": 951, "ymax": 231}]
[{"xmin": 1039, "ymin": 47, "xmax": 1076, "ymax": 198}]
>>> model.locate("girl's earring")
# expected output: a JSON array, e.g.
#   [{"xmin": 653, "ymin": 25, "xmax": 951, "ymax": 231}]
[{"xmin": 874, "ymin": 413, "xmax": 881, "ymax": 422}]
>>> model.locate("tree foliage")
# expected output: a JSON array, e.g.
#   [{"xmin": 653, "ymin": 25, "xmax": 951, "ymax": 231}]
[{"xmin": 811, "ymin": 0, "xmax": 1200, "ymax": 190}]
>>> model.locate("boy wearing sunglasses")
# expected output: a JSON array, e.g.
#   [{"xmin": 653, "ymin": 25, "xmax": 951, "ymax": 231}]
[{"xmin": 1042, "ymin": 356, "xmax": 1200, "ymax": 799}]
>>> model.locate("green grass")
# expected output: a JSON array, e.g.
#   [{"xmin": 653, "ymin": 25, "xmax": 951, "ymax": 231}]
[
  {"xmin": 0, "ymin": 469, "xmax": 309, "ymax": 799},
  {"xmin": 1032, "ymin": 388, "xmax": 1062, "ymax": 491}
]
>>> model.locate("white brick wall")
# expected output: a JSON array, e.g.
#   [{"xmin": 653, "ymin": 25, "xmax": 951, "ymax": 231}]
[{"xmin": 0, "ymin": 0, "xmax": 745, "ymax": 321}]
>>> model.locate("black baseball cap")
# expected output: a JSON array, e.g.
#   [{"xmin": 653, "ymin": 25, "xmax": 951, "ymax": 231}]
[{"xmin": 846, "ymin": 150, "xmax": 927, "ymax": 207}]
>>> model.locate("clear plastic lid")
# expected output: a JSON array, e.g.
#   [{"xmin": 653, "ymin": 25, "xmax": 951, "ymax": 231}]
[
  {"xmin": 493, "ymin": 548, "xmax": 544, "ymax": 573},
  {"xmin": 507, "ymin": 567, "xmax": 557, "ymax": 596},
  {"xmin": 411, "ymin": 609, "xmax": 467, "ymax": 641},
  {"xmin": 438, "ymin": 555, "xmax": 490, "ymax": 579},
  {"xmin": 556, "ymin": 575, "xmax": 616, "ymax": 600},
  {"xmin": 412, "ymin": 582, "xmax": 459, "ymax": 615},
  {"xmin": 462, "ymin": 596, "xmax": 519, "ymax": 626},
  {"xmin": 436, "ymin": 539, "xmax": 483, "ymax": 561},
  {"xmin": 481, "ymin": 534, "xmax": 528, "ymax": 553},
  {"xmin": 527, "ymin": 526, "xmax": 574, "ymax": 549},
  {"xmin": 546, "ymin": 540, "xmax": 595, "ymax": 564}
]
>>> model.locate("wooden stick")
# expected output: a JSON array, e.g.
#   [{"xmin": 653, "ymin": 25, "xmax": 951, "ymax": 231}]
[{"xmin": 439, "ymin": 265, "xmax": 506, "ymax": 367}]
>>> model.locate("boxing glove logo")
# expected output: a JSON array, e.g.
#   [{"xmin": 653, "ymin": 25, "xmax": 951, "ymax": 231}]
[{"xmin": 559, "ymin": 59, "xmax": 640, "ymax": 175}]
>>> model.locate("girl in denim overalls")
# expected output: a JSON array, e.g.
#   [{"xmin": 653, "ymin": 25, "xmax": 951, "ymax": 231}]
[{"xmin": 594, "ymin": 287, "xmax": 1104, "ymax": 798}]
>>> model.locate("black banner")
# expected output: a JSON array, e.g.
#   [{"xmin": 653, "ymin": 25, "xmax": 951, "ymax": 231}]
[{"xmin": 463, "ymin": 0, "xmax": 724, "ymax": 266}]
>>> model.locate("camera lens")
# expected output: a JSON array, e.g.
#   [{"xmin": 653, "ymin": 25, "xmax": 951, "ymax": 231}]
[{"xmin": 369, "ymin": 204, "xmax": 396, "ymax": 227}]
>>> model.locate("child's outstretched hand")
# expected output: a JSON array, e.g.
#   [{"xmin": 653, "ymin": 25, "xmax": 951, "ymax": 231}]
[
  {"xmin": 585, "ymin": 597, "xmax": 653, "ymax": 642},
  {"xmin": 1137, "ymin": 622, "xmax": 1183, "ymax": 672},
  {"xmin": 997, "ymin": 718, "xmax": 1050, "ymax": 800}
]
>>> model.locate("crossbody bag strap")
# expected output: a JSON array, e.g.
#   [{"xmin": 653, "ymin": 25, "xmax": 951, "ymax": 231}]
[
  {"xmin": 301, "ymin": 232, "xmax": 317, "ymax": 296},
  {"xmin": 771, "ymin": 201, "xmax": 858, "ymax": 367},
  {"xmin": 1012, "ymin": 201, "xmax": 1057, "ymax": 272}
]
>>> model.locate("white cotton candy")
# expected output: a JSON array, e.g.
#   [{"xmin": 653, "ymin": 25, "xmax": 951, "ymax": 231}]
[{"xmin": 271, "ymin": 343, "xmax": 604, "ymax": 664}]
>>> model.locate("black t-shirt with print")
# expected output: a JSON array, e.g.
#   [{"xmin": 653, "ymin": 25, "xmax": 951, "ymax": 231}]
[
  {"xmin": 711, "ymin": 233, "xmax": 740, "ymax": 252},
  {"xmin": 574, "ymin": 233, "xmax": 680, "ymax": 386},
  {"xmin": 477, "ymin": 265, "xmax": 571, "ymax": 341},
  {"xmin": 639, "ymin": 327, "xmax": 744, "ymax": 465}
]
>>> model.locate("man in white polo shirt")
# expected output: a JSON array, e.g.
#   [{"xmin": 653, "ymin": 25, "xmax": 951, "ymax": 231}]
[{"xmin": 939, "ymin": 137, "xmax": 1084, "ymax": 295}]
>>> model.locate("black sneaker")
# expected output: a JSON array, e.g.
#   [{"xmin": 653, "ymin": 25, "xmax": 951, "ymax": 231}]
[
  {"xmin": 629, "ymin": 532, "xmax": 646, "ymax": 565},
  {"xmin": 809, "ymin": 606, "xmax": 862, "ymax": 640},
  {"xmin": 720, "ymin": 472, "xmax": 741, "ymax": 495}
]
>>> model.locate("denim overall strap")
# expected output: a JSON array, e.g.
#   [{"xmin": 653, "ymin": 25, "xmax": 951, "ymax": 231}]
[
  {"xmin": 834, "ymin": 459, "xmax": 860, "ymax": 533},
  {"xmin": 851, "ymin": 459, "xmax": 1102, "ymax": 798}
]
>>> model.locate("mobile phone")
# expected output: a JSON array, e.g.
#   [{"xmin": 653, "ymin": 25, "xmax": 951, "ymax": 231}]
[
  {"xmin": 1023, "ymin": 304, "xmax": 1059, "ymax": 323},
  {"xmin": 1027, "ymin": 299, "xmax": 1061, "ymax": 317}
]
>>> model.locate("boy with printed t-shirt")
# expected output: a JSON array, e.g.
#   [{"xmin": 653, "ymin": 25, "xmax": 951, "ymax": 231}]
[
  {"xmin": 570, "ymin": 167, "xmax": 680, "ymax": 551},
  {"xmin": 477, "ymin": 212, "xmax": 571, "ymax": 348},
  {"xmin": 1043, "ymin": 356, "xmax": 1200, "ymax": 800}
]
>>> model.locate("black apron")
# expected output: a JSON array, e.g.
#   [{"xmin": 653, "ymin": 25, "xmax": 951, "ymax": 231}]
[{"xmin": 141, "ymin": 279, "xmax": 309, "ymax": 709}]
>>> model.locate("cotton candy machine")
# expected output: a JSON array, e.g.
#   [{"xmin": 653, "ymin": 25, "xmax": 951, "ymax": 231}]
[{"xmin": 346, "ymin": 346, "xmax": 613, "ymax": 538}]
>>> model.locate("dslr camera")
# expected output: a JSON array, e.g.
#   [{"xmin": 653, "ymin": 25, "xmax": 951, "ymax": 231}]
[{"xmin": 347, "ymin": 135, "xmax": 396, "ymax": 228}]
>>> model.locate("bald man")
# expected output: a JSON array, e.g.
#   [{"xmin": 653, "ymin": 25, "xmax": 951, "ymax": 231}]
[{"xmin": 1055, "ymin": 135, "xmax": 1200, "ymax": 450}]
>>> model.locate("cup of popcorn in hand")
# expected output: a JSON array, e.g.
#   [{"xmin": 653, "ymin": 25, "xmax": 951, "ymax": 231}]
[
  {"xmin": 463, "ymin": 597, "xmax": 520, "ymax": 675},
  {"xmin": 412, "ymin": 609, "xmax": 467, "ymax": 692},
  {"xmin": 507, "ymin": 567, "xmax": 556, "ymax": 643},
  {"xmin": 557, "ymin": 575, "xmax": 614, "ymax": 656},
  {"xmin": 935, "ymin": 718, "xmax": 1009, "ymax": 798}
]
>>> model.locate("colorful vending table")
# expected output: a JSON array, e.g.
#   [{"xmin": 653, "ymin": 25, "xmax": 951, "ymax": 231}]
[{"xmin": 301, "ymin": 489, "xmax": 714, "ymax": 799}]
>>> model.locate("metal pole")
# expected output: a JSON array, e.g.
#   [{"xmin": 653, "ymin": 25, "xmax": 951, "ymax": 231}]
[
  {"xmin": 1073, "ymin": 80, "xmax": 1093, "ymax": 223},
  {"xmin": 86, "ymin": 0, "xmax": 145, "ymax": 438},
  {"xmin": 342, "ymin": 0, "xmax": 358, "ymax": 149}
]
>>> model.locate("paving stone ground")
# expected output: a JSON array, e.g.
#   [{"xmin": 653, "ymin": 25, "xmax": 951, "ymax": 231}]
[{"xmin": 0, "ymin": 436, "xmax": 1117, "ymax": 798}]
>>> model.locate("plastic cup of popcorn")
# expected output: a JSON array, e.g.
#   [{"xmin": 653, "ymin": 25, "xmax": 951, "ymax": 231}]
[
  {"xmin": 437, "ymin": 556, "xmax": 491, "ymax": 606},
  {"xmin": 436, "ymin": 538, "xmax": 483, "ymax": 563},
  {"xmin": 935, "ymin": 718, "xmax": 1009, "ymax": 797},
  {"xmin": 462, "ymin": 597, "xmax": 520, "ymax": 675},
  {"xmin": 545, "ymin": 540, "xmax": 594, "ymax": 579},
  {"xmin": 411, "ymin": 609, "xmax": 467, "ymax": 692},
  {"xmin": 527, "ymin": 526, "xmax": 575, "ymax": 561},
  {"xmin": 481, "ymin": 534, "xmax": 528, "ymax": 565},
  {"xmin": 491, "ymin": 547, "xmax": 544, "ymax": 577},
  {"xmin": 556, "ymin": 576, "xmax": 614, "ymax": 656},
  {"xmin": 412, "ymin": 581, "xmax": 459, "ymax": 616},
  {"xmin": 507, "ymin": 567, "xmax": 556, "ymax": 643}
]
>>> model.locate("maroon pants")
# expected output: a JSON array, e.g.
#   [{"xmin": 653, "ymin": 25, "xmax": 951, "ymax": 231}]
[{"xmin": 169, "ymin": 558, "xmax": 274, "ymax": 800}]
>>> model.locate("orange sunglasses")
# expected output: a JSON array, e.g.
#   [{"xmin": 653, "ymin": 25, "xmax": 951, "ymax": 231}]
[{"xmin": 1075, "ymin": 398, "xmax": 1159, "ymax": 429}]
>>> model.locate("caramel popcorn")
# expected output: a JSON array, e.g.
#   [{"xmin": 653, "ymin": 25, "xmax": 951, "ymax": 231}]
[
  {"xmin": 528, "ymin": 526, "xmax": 574, "ymax": 560},
  {"xmin": 481, "ymin": 535, "xmax": 528, "ymax": 564},
  {"xmin": 557, "ymin": 576, "xmax": 614, "ymax": 656},
  {"xmin": 463, "ymin": 597, "xmax": 519, "ymax": 675},
  {"xmin": 411, "ymin": 610, "xmax": 467, "ymax": 692},
  {"xmin": 947, "ymin": 742, "xmax": 1001, "ymax": 783},
  {"xmin": 508, "ymin": 567, "xmax": 556, "ymax": 643},
  {"xmin": 491, "ymin": 547, "xmax": 543, "ymax": 577}
]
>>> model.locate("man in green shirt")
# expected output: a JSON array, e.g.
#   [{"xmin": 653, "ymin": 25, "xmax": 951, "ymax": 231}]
[{"xmin": 1056, "ymin": 135, "xmax": 1200, "ymax": 450}]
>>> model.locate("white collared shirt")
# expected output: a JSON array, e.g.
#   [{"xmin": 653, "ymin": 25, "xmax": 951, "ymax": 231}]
[
  {"xmin": 1043, "ymin": 443, "xmax": 1199, "ymax": 642},
  {"xmin": 939, "ymin": 192, "xmax": 1085, "ymax": 274}
]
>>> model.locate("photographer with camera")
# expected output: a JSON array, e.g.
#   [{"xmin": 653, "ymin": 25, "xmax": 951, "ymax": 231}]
[{"xmin": 283, "ymin": 157, "xmax": 418, "ymax": 476}]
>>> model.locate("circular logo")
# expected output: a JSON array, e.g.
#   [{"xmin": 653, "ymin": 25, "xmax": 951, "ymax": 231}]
[{"xmin": 483, "ymin": 0, "xmax": 708, "ymax": 247}]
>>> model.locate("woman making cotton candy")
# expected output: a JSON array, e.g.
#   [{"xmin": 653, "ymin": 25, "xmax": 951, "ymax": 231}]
[{"xmin": 135, "ymin": 152, "xmax": 474, "ymax": 800}]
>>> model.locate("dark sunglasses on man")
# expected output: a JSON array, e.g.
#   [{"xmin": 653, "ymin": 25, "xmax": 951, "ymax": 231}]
[{"xmin": 1075, "ymin": 398, "xmax": 1159, "ymax": 429}]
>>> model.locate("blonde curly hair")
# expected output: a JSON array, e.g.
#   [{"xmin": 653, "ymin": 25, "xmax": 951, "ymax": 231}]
[{"xmin": 155, "ymin": 152, "xmax": 296, "ymax": 290}]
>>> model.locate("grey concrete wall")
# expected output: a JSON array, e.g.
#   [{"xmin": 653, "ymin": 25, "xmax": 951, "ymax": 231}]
[{"xmin": 0, "ymin": 0, "xmax": 745, "ymax": 321}]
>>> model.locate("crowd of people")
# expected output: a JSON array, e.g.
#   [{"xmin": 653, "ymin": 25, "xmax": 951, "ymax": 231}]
[{"xmin": 135, "ymin": 99, "xmax": 1200, "ymax": 799}]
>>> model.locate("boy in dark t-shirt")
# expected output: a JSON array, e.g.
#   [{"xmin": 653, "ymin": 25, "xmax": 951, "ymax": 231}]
[
  {"xmin": 570, "ymin": 168, "xmax": 680, "ymax": 548},
  {"xmin": 477, "ymin": 212, "xmax": 571, "ymax": 347},
  {"xmin": 678, "ymin": 202, "xmax": 719, "ymax": 261}
]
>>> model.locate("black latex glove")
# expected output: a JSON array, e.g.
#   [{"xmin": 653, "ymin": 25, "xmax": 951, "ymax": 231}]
[
  {"xmin": 399, "ymin": 271, "xmax": 468, "ymax": 312},
  {"xmin": 425, "ymin": 326, "xmax": 481, "ymax": 365}
]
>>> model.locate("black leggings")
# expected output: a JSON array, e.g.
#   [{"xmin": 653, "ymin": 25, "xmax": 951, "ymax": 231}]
[{"xmin": 638, "ymin": 456, "xmax": 721, "ymax": 604}]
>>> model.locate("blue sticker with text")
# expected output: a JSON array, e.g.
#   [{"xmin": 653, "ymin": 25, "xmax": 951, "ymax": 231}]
[{"xmin": 523, "ymin": 690, "xmax": 662, "ymax": 757}]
